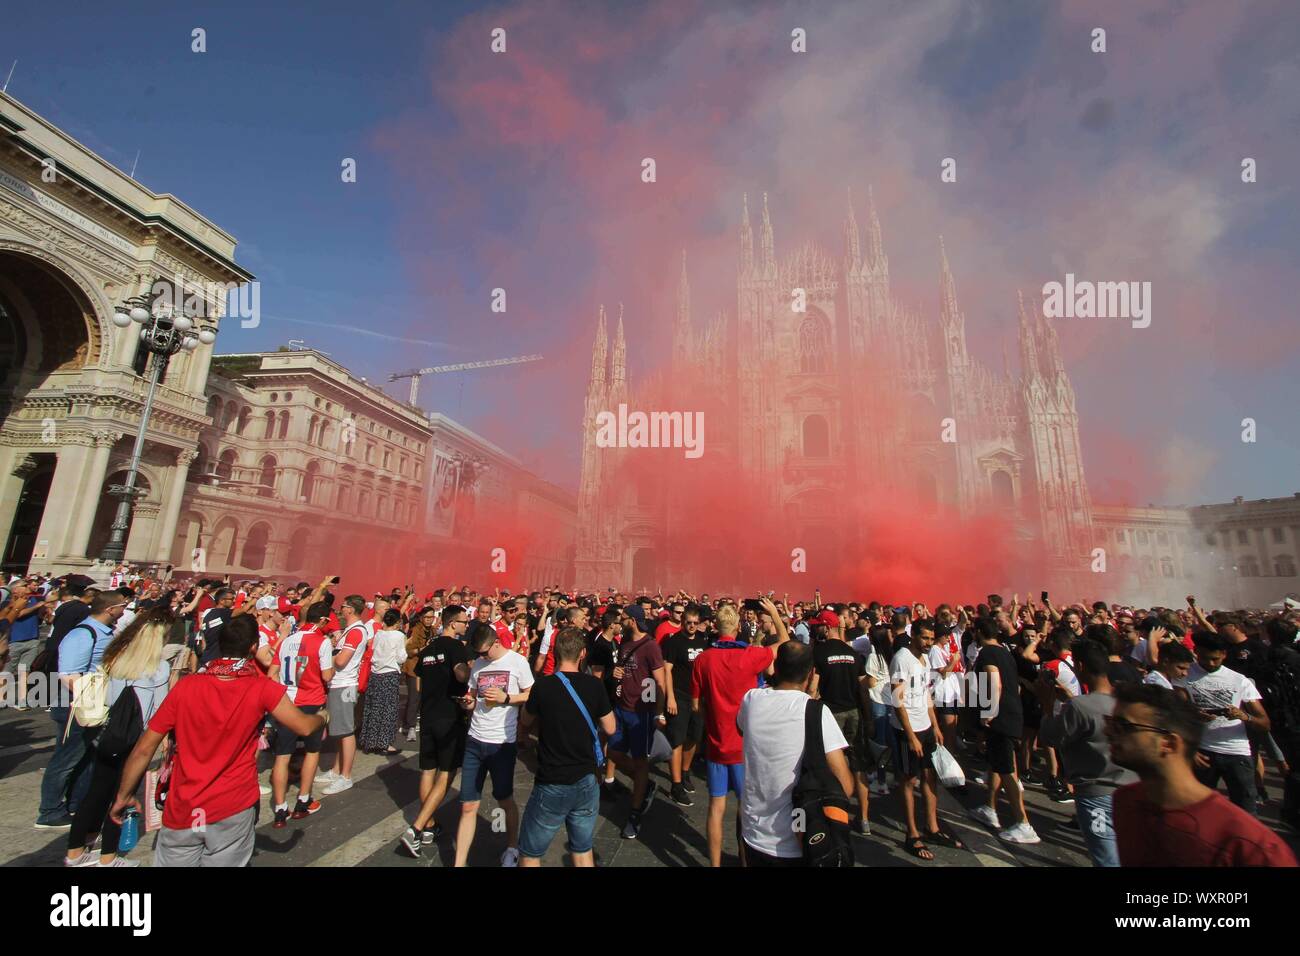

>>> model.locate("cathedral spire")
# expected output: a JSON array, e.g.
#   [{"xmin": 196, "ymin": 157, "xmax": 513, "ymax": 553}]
[
  {"xmin": 939, "ymin": 236, "xmax": 960, "ymax": 321},
  {"xmin": 589, "ymin": 304, "xmax": 608, "ymax": 394},
  {"xmin": 1017, "ymin": 290, "xmax": 1041, "ymax": 383},
  {"xmin": 740, "ymin": 193, "xmax": 754, "ymax": 274},
  {"xmin": 610, "ymin": 303, "xmax": 627, "ymax": 394},
  {"xmin": 843, "ymin": 187, "xmax": 861, "ymax": 267},
  {"xmin": 674, "ymin": 250, "xmax": 692, "ymax": 368},
  {"xmin": 866, "ymin": 185, "xmax": 885, "ymax": 267},
  {"xmin": 760, "ymin": 192, "xmax": 776, "ymax": 274}
]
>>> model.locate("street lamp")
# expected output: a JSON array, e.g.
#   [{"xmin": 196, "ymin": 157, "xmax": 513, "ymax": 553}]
[{"xmin": 99, "ymin": 280, "xmax": 218, "ymax": 564}]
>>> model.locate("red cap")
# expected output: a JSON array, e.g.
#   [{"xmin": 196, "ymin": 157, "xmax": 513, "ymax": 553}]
[{"xmin": 815, "ymin": 609, "xmax": 841, "ymax": 628}]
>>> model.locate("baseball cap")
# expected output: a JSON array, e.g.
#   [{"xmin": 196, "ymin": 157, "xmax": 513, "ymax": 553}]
[
  {"xmin": 625, "ymin": 604, "xmax": 648, "ymax": 633},
  {"xmin": 815, "ymin": 609, "xmax": 841, "ymax": 628},
  {"xmin": 255, "ymin": 595, "xmax": 279, "ymax": 611}
]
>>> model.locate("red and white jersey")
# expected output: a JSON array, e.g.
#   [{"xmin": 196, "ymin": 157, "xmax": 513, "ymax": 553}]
[
  {"xmin": 274, "ymin": 625, "xmax": 333, "ymax": 706},
  {"xmin": 329, "ymin": 621, "xmax": 370, "ymax": 689},
  {"xmin": 492, "ymin": 617, "xmax": 514, "ymax": 651},
  {"xmin": 257, "ymin": 623, "xmax": 277, "ymax": 649}
]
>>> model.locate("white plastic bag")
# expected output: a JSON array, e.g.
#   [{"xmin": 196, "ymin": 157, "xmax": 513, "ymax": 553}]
[
  {"xmin": 931, "ymin": 744, "xmax": 965, "ymax": 788},
  {"xmin": 648, "ymin": 729, "xmax": 672, "ymax": 764}
]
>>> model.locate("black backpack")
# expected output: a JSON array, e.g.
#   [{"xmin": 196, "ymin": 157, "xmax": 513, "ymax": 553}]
[
  {"xmin": 791, "ymin": 699, "xmax": 855, "ymax": 867},
  {"xmin": 1254, "ymin": 654, "xmax": 1300, "ymax": 736},
  {"xmin": 96, "ymin": 686, "xmax": 144, "ymax": 760}
]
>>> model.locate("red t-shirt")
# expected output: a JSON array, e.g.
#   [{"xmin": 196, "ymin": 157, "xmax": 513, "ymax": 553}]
[
  {"xmin": 147, "ymin": 670, "xmax": 287, "ymax": 830},
  {"xmin": 690, "ymin": 642, "xmax": 772, "ymax": 765},
  {"xmin": 193, "ymin": 592, "xmax": 215, "ymax": 627},
  {"xmin": 654, "ymin": 619, "xmax": 681, "ymax": 645},
  {"xmin": 1114, "ymin": 783, "xmax": 1298, "ymax": 867}
]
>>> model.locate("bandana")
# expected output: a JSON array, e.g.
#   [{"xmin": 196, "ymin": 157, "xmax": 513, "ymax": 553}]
[{"xmin": 203, "ymin": 657, "xmax": 260, "ymax": 678}]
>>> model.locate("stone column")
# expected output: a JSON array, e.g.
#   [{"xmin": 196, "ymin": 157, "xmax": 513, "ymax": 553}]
[
  {"xmin": 0, "ymin": 446, "xmax": 30, "ymax": 554},
  {"xmin": 35, "ymin": 440, "xmax": 96, "ymax": 563},
  {"xmin": 125, "ymin": 503, "xmax": 160, "ymax": 562},
  {"xmin": 153, "ymin": 449, "xmax": 196, "ymax": 564},
  {"xmin": 65, "ymin": 430, "xmax": 122, "ymax": 560}
]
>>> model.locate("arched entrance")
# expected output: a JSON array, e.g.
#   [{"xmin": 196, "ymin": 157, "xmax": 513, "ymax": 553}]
[
  {"xmin": 631, "ymin": 548, "xmax": 658, "ymax": 592},
  {"xmin": 2, "ymin": 455, "xmax": 56, "ymax": 573},
  {"xmin": 87, "ymin": 470, "xmax": 153, "ymax": 559}
]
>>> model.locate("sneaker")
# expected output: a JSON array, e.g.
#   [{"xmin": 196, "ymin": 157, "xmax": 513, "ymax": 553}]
[
  {"xmin": 259, "ymin": 784, "xmax": 273, "ymax": 796},
  {"xmin": 100, "ymin": 856, "xmax": 141, "ymax": 867},
  {"xmin": 640, "ymin": 784, "xmax": 656, "ymax": 815},
  {"xmin": 621, "ymin": 811, "xmax": 643, "ymax": 840},
  {"xmin": 1049, "ymin": 789, "xmax": 1075, "ymax": 805},
  {"xmin": 501, "ymin": 847, "xmax": 520, "ymax": 867},
  {"xmin": 64, "ymin": 852, "xmax": 100, "ymax": 867},
  {"xmin": 680, "ymin": 776, "xmax": 696, "ymax": 794},
  {"xmin": 321, "ymin": 776, "xmax": 353, "ymax": 796},
  {"xmin": 869, "ymin": 780, "xmax": 890, "ymax": 796},
  {"xmin": 406, "ymin": 728, "xmax": 417, "ymax": 743},
  {"xmin": 316, "ymin": 769, "xmax": 340, "ymax": 785},
  {"xmin": 273, "ymin": 807, "xmax": 290, "ymax": 829},
  {"xmin": 292, "ymin": 798, "xmax": 322, "ymax": 819},
  {"xmin": 968, "ymin": 805, "xmax": 1002, "ymax": 829},
  {"xmin": 35, "ymin": 815, "xmax": 74, "ymax": 830},
  {"xmin": 421, "ymin": 823, "xmax": 442, "ymax": 845},
  {"xmin": 998, "ymin": 822, "xmax": 1041, "ymax": 845},
  {"xmin": 853, "ymin": 818, "xmax": 871, "ymax": 836},
  {"xmin": 399, "ymin": 827, "xmax": 422, "ymax": 858},
  {"xmin": 670, "ymin": 783, "xmax": 693, "ymax": 808},
  {"xmin": 600, "ymin": 778, "xmax": 625, "ymax": 800},
  {"xmin": 971, "ymin": 772, "xmax": 987, "ymax": 787}
]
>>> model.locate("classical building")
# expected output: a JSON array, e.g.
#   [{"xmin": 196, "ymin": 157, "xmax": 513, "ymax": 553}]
[
  {"xmin": 576, "ymin": 192, "xmax": 1094, "ymax": 591},
  {"xmin": 0, "ymin": 91, "xmax": 253, "ymax": 576}
]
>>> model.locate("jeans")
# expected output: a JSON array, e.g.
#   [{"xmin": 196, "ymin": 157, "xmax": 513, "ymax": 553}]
[
  {"xmin": 517, "ymin": 774, "xmax": 599, "ymax": 858},
  {"xmin": 68, "ymin": 748, "xmax": 127, "ymax": 854},
  {"xmin": 870, "ymin": 701, "xmax": 894, "ymax": 785},
  {"xmin": 1194, "ymin": 750, "xmax": 1258, "ymax": 816},
  {"xmin": 1075, "ymin": 793, "xmax": 1120, "ymax": 868},
  {"xmin": 38, "ymin": 707, "xmax": 96, "ymax": 822}
]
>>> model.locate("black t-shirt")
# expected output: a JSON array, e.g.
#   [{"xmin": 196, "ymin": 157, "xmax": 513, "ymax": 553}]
[
  {"xmin": 526, "ymin": 671, "xmax": 613, "ymax": 785},
  {"xmin": 661, "ymin": 630, "xmax": 713, "ymax": 700},
  {"xmin": 1107, "ymin": 658, "xmax": 1143, "ymax": 686},
  {"xmin": 585, "ymin": 633, "xmax": 618, "ymax": 706},
  {"xmin": 813, "ymin": 640, "xmax": 867, "ymax": 712},
  {"xmin": 975, "ymin": 643, "xmax": 1023, "ymax": 736},
  {"xmin": 1225, "ymin": 638, "xmax": 1269, "ymax": 682},
  {"xmin": 416, "ymin": 636, "xmax": 470, "ymax": 722},
  {"xmin": 199, "ymin": 607, "xmax": 232, "ymax": 664}
]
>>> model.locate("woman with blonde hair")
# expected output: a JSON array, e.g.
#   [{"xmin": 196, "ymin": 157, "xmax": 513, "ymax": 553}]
[{"xmin": 65, "ymin": 607, "xmax": 174, "ymax": 867}]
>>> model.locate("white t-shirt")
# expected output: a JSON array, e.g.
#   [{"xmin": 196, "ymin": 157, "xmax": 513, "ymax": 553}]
[
  {"xmin": 889, "ymin": 648, "xmax": 932, "ymax": 732},
  {"xmin": 469, "ymin": 649, "xmax": 535, "ymax": 744},
  {"xmin": 850, "ymin": 637, "xmax": 890, "ymax": 706},
  {"xmin": 1184, "ymin": 663, "xmax": 1261, "ymax": 756},
  {"xmin": 370, "ymin": 629, "xmax": 408, "ymax": 674},
  {"xmin": 329, "ymin": 621, "xmax": 371, "ymax": 689},
  {"xmin": 1143, "ymin": 670, "xmax": 1173, "ymax": 689},
  {"xmin": 928, "ymin": 642, "xmax": 963, "ymax": 707},
  {"xmin": 737, "ymin": 688, "xmax": 848, "ymax": 859}
]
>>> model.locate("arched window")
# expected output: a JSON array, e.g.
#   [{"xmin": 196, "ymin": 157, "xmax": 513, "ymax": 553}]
[
  {"xmin": 378, "ymin": 495, "xmax": 389, "ymax": 521},
  {"xmin": 991, "ymin": 470, "xmax": 1014, "ymax": 507},
  {"xmin": 212, "ymin": 517, "xmax": 240, "ymax": 566},
  {"xmin": 257, "ymin": 455, "xmax": 277, "ymax": 498},
  {"xmin": 287, "ymin": 529, "xmax": 309, "ymax": 570},
  {"xmin": 188, "ymin": 444, "xmax": 210, "ymax": 483},
  {"xmin": 1276, "ymin": 555, "xmax": 1297, "ymax": 577},
  {"xmin": 1160, "ymin": 556, "xmax": 1175, "ymax": 577},
  {"xmin": 307, "ymin": 415, "xmax": 319, "ymax": 445},
  {"xmin": 235, "ymin": 406, "xmax": 251, "ymax": 436},
  {"xmin": 304, "ymin": 460, "xmax": 321, "ymax": 504},
  {"xmin": 216, "ymin": 449, "xmax": 237, "ymax": 481},
  {"xmin": 797, "ymin": 314, "xmax": 830, "ymax": 373},
  {"xmin": 1240, "ymin": 557, "xmax": 1260, "ymax": 577},
  {"xmin": 277, "ymin": 410, "xmax": 290, "ymax": 439},
  {"xmin": 319, "ymin": 422, "xmax": 331, "ymax": 448},
  {"xmin": 241, "ymin": 523, "xmax": 270, "ymax": 570},
  {"xmin": 802, "ymin": 415, "xmax": 830, "ymax": 458},
  {"xmin": 337, "ymin": 483, "xmax": 352, "ymax": 513},
  {"xmin": 263, "ymin": 410, "xmax": 275, "ymax": 439}
]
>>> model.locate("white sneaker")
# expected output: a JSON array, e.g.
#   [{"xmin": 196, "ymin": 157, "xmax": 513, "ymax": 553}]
[
  {"xmin": 998, "ymin": 822, "xmax": 1042, "ymax": 845},
  {"xmin": 316, "ymin": 770, "xmax": 340, "ymax": 785},
  {"xmin": 500, "ymin": 847, "xmax": 520, "ymax": 867},
  {"xmin": 321, "ymin": 776, "xmax": 353, "ymax": 796},
  {"xmin": 64, "ymin": 852, "xmax": 100, "ymax": 867},
  {"xmin": 406, "ymin": 728, "xmax": 417, "ymax": 742},
  {"xmin": 968, "ymin": 805, "xmax": 1001, "ymax": 829},
  {"xmin": 869, "ymin": 781, "xmax": 890, "ymax": 796},
  {"xmin": 100, "ymin": 856, "xmax": 142, "ymax": 867},
  {"xmin": 259, "ymin": 784, "xmax": 272, "ymax": 796}
]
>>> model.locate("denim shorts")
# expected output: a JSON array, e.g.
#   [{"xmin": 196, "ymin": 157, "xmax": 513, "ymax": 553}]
[
  {"xmin": 459, "ymin": 737, "xmax": 517, "ymax": 803},
  {"xmin": 518, "ymin": 774, "xmax": 600, "ymax": 858},
  {"xmin": 608, "ymin": 708, "xmax": 654, "ymax": 759}
]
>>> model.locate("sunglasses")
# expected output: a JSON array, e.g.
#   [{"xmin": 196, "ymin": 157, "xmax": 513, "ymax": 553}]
[{"xmin": 1104, "ymin": 714, "xmax": 1171, "ymax": 737}]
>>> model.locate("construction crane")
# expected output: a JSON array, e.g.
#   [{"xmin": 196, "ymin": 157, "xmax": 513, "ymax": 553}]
[{"xmin": 389, "ymin": 354, "xmax": 544, "ymax": 406}]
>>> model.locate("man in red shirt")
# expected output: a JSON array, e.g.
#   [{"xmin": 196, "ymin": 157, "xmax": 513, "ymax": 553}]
[
  {"xmin": 1107, "ymin": 682, "xmax": 1297, "ymax": 867},
  {"xmin": 493, "ymin": 599, "xmax": 519, "ymax": 651},
  {"xmin": 655, "ymin": 601, "xmax": 685, "ymax": 644},
  {"xmin": 690, "ymin": 598, "xmax": 787, "ymax": 867},
  {"xmin": 109, "ymin": 615, "xmax": 326, "ymax": 866}
]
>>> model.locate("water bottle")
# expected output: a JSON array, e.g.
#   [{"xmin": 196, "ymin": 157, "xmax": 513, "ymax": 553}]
[{"xmin": 119, "ymin": 809, "xmax": 140, "ymax": 854}]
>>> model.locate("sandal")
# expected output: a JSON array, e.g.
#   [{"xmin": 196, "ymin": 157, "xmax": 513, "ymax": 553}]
[
  {"xmin": 383, "ymin": 747, "xmax": 400, "ymax": 755},
  {"xmin": 903, "ymin": 837, "xmax": 934, "ymax": 861},
  {"xmin": 925, "ymin": 828, "xmax": 967, "ymax": 851}
]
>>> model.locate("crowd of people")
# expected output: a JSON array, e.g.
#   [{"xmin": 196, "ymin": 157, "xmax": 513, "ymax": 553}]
[{"xmin": 3, "ymin": 569, "xmax": 1299, "ymax": 868}]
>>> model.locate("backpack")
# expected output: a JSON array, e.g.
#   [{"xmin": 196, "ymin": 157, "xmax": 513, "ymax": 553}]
[
  {"xmin": 64, "ymin": 624, "xmax": 112, "ymax": 736},
  {"xmin": 791, "ymin": 698, "xmax": 855, "ymax": 867},
  {"xmin": 1254, "ymin": 654, "xmax": 1300, "ymax": 735},
  {"xmin": 96, "ymin": 684, "xmax": 144, "ymax": 759}
]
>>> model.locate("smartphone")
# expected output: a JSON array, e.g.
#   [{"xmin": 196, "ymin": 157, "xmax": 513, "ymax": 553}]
[
  {"xmin": 330, "ymin": 576, "xmax": 340, "ymax": 585},
  {"xmin": 742, "ymin": 598, "xmax": 764, "ymax": 613},
  {"xmin": 1041, "ymin": 591, "xmax": 1049, "ymax": 603}
]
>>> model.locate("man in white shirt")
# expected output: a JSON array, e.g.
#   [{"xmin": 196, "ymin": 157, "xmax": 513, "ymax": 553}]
[
  {"xmin": 320, "ymin": 595, "xmax": 371, "ymax": 795},
  {"xmin": 455, "ymin": 624, "xmax": 535, "ymax": 867},
  {"xmin": 738, "ymin": 642, "xmax": 853, "ymax": 866},
  {"xmin": 1184, "ymin": 631, "xmax": 1270, "ymax": 814}
]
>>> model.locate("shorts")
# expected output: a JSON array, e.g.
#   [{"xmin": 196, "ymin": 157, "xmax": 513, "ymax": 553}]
[
  {"xmin": 665, "ymin": 706, "xmax": 704, "ymax": 750},
  {"xmin": 830, "ymin": 708, "xmax": 864, "ymax": 773},
  {"xmin": 517, "ymin": 775, "xmax": 599, "ymax": 859},
  {"xmin": 328, "ymin": 685, "xmax": 357, "ymax": 737},
  {"xmin": 984, "ymin": 727, "xmax": 1019, "ymax": 775},
  {"xmin": 3, "ymin": 640, "xmax": 41, "ymax": 674},
  {"xmin": 608, "ymin": 708, "xmax": 654, "ymax": 759},
  {"xmin": 420, "ymin": 715, "xmax": 467, "ymax": 772},
  {"xmin": 459, "ymin": 737, "xmax": 517, "ymax": 803},
  {"xmin": 936, "ymin": 704, "xmax": 960, "ymax": 717},
  {"xmin": 273, "ymin": 704, "xmax": 323, "ymax": 756},
  {"xmin": 707, "ymin": 760, "xmax": 745, "ymax": 798},
  {"xmin": 892, "ymin": 726, "xmax": 937, "ymax": 779}
]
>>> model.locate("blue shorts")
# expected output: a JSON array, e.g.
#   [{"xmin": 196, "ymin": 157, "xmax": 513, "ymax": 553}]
[
  {"xmin": 608, "ymin": 708, "xmax": 654, "ymax": 759},
  {"xmin": 707, "ymin": 760, "xmax": 745, "ymax": 798},
  {"xmin": 518, "ymin": 775, "xmax": 600, "ymax": 859},
  {"xmin": 459, "ymin": 737, "xmax": 517, "ymax": 803}
]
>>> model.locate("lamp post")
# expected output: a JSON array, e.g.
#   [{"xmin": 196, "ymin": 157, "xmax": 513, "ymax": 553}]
[{"xmin": 99, "ymin": 281, "xmax": 217, "ymax": 564}]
